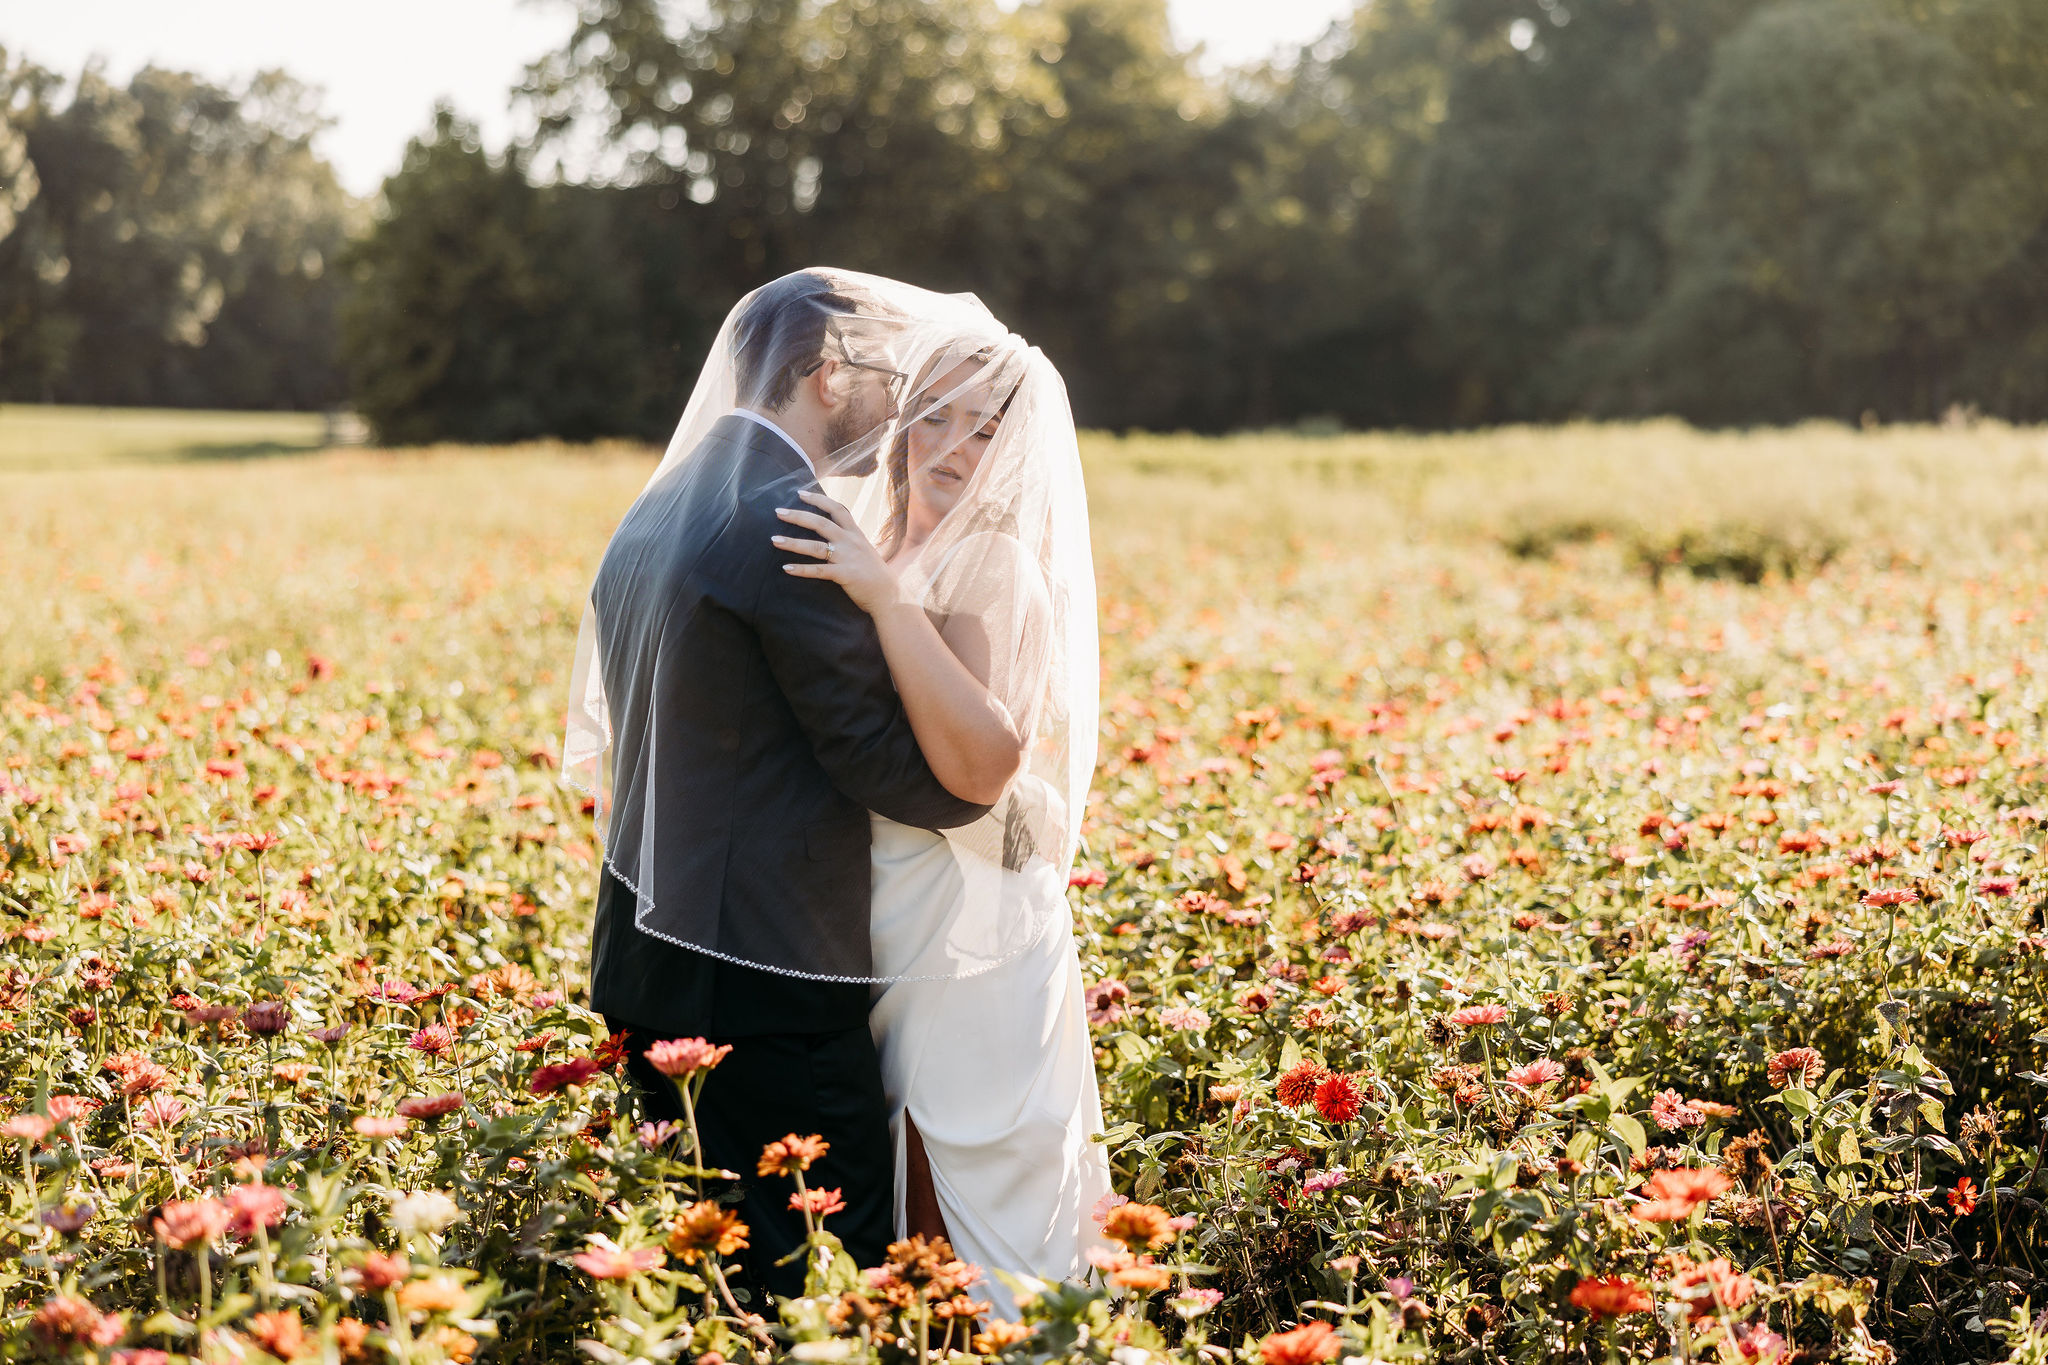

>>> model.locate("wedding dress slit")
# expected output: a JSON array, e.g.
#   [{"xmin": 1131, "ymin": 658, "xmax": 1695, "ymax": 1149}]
[{"xmin": 867, "ymin": 814, "xmax": 1110, "ymax": 1312}]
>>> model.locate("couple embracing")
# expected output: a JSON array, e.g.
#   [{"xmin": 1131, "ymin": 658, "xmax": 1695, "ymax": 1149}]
[{"xmin": 562, "ymin": 270, "xmax": 1110, "ymax": 1311}]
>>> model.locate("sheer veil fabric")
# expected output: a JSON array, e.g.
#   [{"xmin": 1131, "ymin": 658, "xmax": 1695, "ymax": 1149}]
[{"xmin": 564, "ymin": 269, "xmax": 1098, "ymax": 981}]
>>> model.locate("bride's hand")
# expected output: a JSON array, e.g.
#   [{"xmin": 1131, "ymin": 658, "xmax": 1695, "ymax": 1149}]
[{"xmin": 773, "ymin": 490, "xmax": 905, "ymax": 614}]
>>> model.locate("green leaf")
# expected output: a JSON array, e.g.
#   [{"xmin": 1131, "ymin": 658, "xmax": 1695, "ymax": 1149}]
[
  {"xmin": 1277, "ymin": 1035, "xmax": 1304, "ymax": 1074},
  {"xmin": 1609, "ymin": 1110, "xmax": 1647, "ymax": 1158}
]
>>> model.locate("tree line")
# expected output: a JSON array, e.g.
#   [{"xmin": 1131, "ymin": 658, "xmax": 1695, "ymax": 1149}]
[{"xmin": 2, "ymin": 0, "xmax": 2043, "ymax": 441}]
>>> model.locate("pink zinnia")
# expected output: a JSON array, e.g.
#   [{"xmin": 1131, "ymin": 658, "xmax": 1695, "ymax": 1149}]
[
  {"xmin": 644, "ymin": 1038, "xmax": 733, "ymax": 1077},
  {"xmin": 1448, "ymin": 1004, "xmax": 1509, "ymax": 1028},
  {"xmin": 408, "ymin": 1025, "xmax": 455, "ymax": 1057},
  {"xmin": 1503, "ymin": 1058, "xmax": 1564, "ymax": 1090},
  {"xmin": 352, "ymin": 1115, "xmax": 410, "ymax": 1138},
  {"xmin": 396, "ymin": 1092, "xmax": 464, "ymax": 1120},
  {"xmin": 1158, "ymin": 1004, "xmax": 1211, "ymax": 1032},
  {"xmin": 227, "ymin": 1182, "xmax": 288, "ymax": 1236},
  {"xmin": 1650, "ymin": 1089, "xmax": 1705, "ymax": 1131},
  {"xmin": 133, "ymin": 1095, "xmax": 187, "ymax": 1130},
  {"xmin": 572, "ymin": 1240, "xmax": 664, "ymax": 1279}
]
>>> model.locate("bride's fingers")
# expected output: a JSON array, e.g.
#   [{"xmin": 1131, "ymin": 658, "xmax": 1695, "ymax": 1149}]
[
  {"xmin": 775, "ymin": 507, "xmax": 838, "ymax": 537},
  {"xmin": 770, "ymin": 535, "xmax": 833, "ymax": 560},
  {"xmin": 797, "ymin": 488, "xmax": 855, "ymax": 527},
  {"xmin": 782, "ymin": 560, "xmax": 845, "ymax": 579}
]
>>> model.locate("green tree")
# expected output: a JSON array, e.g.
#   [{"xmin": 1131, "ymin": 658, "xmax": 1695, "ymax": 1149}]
[
  {"xmin": 339, "ymin": 109, "xmax": 669, "ymax": 444},
  {"xmin": 0, "ymin": 60, "xmax": 355, "ymax": 409},
  {"xmin": 1405, "ymin": 0, "xmax": 1766, "ymax": 422},
  {"xmin": 1641, "ymin": 0, "xmax": 2048, "ymax": 422}
]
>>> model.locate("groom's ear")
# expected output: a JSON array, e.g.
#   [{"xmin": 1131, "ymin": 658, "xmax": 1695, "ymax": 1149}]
[{"xmin": 807, "ymin": 357, "xmax": 845, "ymax": 410}]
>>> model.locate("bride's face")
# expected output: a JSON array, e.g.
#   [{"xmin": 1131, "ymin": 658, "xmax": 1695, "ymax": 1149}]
[{"xmin": 905, "ymin": 361, "xmax": 1002, "ymax": 525}]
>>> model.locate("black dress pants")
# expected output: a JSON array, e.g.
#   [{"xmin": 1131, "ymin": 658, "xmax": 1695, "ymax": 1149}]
[{"xmin": 611, "ymin": 1019, "xmax": 895, "ymax": 1301}]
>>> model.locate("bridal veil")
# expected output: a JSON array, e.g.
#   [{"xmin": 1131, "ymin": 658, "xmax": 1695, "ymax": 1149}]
[{"xmin": 564, "ymin": 268, "xmax": 1097, "ymax": 981}]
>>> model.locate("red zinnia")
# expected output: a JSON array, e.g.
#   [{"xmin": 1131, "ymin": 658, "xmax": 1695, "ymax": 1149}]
[
  {"xmin": 1948, "ymin": 1177, "xmax": 1978, "ymax": 1215},
  {"xmin": 530, "ymin": 1057, "xmax": 600, "ymax": 1094},
  {"xmin": 1312, "ymin": 1073, "xmax": 1364, "ymax": 1124},
  {"xmin": 408, "ymin": 1025, "xmax": 455, "ymax": 1057},
  {"xmin": 1275, "ymin": 1061, "xmax": 1330, "ymax": 1109}
]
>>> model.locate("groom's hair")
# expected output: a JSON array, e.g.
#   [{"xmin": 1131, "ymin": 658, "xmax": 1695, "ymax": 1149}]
[{"xmin": 732, "ymin": 270, "xmax": 875, "ymax": 412}]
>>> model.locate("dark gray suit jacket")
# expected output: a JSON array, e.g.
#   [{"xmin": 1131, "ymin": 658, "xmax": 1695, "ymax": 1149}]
[{"xmin": 587, "ymin": 414, "xmax": 989, "ymax": 1037}]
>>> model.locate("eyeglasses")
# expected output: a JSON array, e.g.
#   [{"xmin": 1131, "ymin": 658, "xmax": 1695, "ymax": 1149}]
[{"xmin": 802, "ymin": 355, "xmax": 910, "ymax": 405}]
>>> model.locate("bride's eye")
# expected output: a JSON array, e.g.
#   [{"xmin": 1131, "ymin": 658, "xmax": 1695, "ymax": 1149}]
[{"xmin": 919, "ymin": 411, "xmax": 949, "ymax": 427}]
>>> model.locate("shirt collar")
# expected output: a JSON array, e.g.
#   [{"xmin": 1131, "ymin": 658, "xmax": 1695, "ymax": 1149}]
[{"xmin": 730, "ymin": 408, "xmax": 816, "ymax": 476}]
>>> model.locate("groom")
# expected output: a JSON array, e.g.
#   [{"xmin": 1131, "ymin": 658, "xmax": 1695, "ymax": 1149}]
[{"xmin": 585, "ymin": 271, "xmax": 989, "ymax": 1300}]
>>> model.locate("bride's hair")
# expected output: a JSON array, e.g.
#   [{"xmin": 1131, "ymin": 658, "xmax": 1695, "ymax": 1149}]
[{"xmin": 879, "ymin": 348, "xmax": 1018, "ymax": 556}]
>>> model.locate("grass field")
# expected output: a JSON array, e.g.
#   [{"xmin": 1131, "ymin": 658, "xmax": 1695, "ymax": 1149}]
[
  {"xmin": 0, "ymin": 404, "xmax": 339, "ymax": 471},
  {"xmin": 4, "ymin": 407, "xmax": 2048, "ymax": 1363}
]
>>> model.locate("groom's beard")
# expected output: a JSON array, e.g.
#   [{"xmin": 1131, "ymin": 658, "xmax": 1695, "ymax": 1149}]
[{"xmin": 822, "ymin": 393, "xmax": 887, "ymax": 476}]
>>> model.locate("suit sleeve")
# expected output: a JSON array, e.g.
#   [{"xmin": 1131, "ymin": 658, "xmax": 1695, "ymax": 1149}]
[{"xmin": 742, "ymin": 507, "xmax": 993, "ymax": 830}]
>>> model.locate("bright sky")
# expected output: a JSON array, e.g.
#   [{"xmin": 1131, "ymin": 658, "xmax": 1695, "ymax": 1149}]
[{"xmin": 4, "ymin": 0, "xmax": 1352, "ymax": 197}]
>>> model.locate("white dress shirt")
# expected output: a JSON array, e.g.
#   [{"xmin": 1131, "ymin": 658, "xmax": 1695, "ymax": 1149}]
[{"xmin": 731, "ymin": 408, "xmax": 815, "ymax": 476}]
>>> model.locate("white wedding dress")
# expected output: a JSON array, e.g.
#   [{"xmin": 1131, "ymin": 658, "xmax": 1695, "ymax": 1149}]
[{"xmin": 867, "ymin": 808, "xmax": 1111, "ymax": 1310}]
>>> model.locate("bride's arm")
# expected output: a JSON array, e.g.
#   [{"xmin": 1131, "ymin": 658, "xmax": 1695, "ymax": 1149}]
[{"xmin": 774, "ymin": 491, "xmax": 1024, "ymax": 805}]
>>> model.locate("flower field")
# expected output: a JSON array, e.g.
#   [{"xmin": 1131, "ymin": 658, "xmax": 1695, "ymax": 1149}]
[{"xmin": 6, "ymin": 418, "xmax": 2048, "ymax": 1364}]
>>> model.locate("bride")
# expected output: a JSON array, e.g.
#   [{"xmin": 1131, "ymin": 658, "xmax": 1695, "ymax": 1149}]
[{"xmin": 769, "ymin": 326, "xmax": 1110, "ymax": 1301}]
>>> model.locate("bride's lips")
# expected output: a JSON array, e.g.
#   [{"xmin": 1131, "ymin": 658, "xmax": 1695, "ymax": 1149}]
[{"xmin": 928, "ymin": 463, "xmax": 962, "ymax": 484}]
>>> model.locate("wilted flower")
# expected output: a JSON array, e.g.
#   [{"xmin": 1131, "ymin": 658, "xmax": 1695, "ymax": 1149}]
[
  {"xmin": 42, "ymin": 1201, "xmax": 95, "ymax": 1235},
  {"xmin": 243, "ymin": 1001, "xmax": 291, "ymax": 1036},
  {"xmin": 1766, "ymin": 1047, "xmax": 1824, "ymax": 1090},
  {"xmin": 1721, "ymin": 1132, "xmax": 1774, "ymax": 1187}
]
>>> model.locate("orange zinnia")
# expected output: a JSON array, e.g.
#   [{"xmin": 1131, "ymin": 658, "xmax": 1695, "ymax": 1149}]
[
  {"xmin": 666, "ymin": 1201, "xmax": 749, "ymax": 1263},
  {"xmin": 1259, "ymin": 1321, "xmax": 1342, "ymax": 1365},
  {"xmin": 1633, "ymin": 1167, "xmax": 1733, "ymax": 1222},
  {"xmin": 1570, "ymin": 1276, "xmax": 1652, "ymax": 1318}
]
